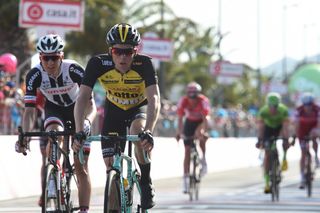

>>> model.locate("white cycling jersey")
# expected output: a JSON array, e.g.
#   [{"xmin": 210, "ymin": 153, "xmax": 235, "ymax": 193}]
[{"xmin": 24, "ymin": 59, "xmax": 84, "ymax": 107}]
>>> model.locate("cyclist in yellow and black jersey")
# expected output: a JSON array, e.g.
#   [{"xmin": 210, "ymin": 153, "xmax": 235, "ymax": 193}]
[
  {"xmin": 73, "ymin": 23, "xmax": 160, "ymax": 210},
  {"xmin": 83, "ymin": 53, "xmax": 156, "ymax": 110}
]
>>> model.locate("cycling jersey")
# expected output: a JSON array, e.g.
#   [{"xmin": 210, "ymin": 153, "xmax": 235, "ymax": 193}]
[
  {"xmin": 258, "ymin": 103, "xmax": 289, "ymax": 128},
  {"xmin": 24, "ymin": 59, "xmax": 84, "ymax": 108},
  {"xmin": 82, "ymin": 53, "xmax": 157, "ymax": 110},
  {"xmin": 294, "ymin": 104, "xmax": 320, "ymax": 138},
  {"xmin": 176, "ymin": 94, "xmax": 211, "ymax": 122}
]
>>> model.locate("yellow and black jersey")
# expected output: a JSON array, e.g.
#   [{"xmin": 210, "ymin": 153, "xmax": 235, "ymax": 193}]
[{"xmin": 82, "ymin": 53, "xmax": 158, "ymax": 110}]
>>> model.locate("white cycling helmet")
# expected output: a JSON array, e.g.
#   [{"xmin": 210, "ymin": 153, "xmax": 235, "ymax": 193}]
[
  {"xmin": 36, "ymin": 34, "xmax": 65, "ymax": 54},
  {"xmin": 186, "ymin": 82, "xmax": 202, "ymax": 93}
]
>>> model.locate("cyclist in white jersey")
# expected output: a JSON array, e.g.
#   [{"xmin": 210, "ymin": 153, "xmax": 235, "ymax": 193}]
[{"xmin": 15, "ymin": 34, "xmax": 96, "ymax": 213}]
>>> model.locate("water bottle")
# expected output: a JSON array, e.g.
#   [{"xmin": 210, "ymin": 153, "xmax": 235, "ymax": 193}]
[
  {"xmin": 48, "ymin": 175, "xmax": 56, "ymax": 198},
  {"xmin": 123, "ymin": 178, "xmax": 132, "ymax": 206}
]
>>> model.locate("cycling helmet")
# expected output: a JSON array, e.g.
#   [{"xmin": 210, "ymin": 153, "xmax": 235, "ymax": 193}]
[
  {"xmin": 186, "ymin": 82, "xmax": 202, "ymax": 98},
  {"xmin": 106, "ymin": 23, "xmax": 141, "ymax": 46},
  {"xmin": 266, "ymin": 92, "xmax": 281, "ymax": 106},
  {"xmin": 301, "ymin": 92, "xmax": 314, "ymax": 105},
  {"xmin": 36, "ymin": 34, "xmax": 65, "ymax": 54}
]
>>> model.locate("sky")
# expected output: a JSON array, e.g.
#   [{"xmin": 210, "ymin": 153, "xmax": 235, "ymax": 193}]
[{"xmin": 127, "ymin": 0, "xmax": 320, "ymax": 70}]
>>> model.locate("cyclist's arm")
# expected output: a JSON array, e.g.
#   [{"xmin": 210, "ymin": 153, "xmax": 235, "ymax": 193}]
[
  {"xmin": 281, "ymin": 117, "xmax": 290, "ymax": 138},
  {"xmin": 74, "ymin": 85, "xmax": 94, "ymax": 132},
  {"xmin": 85, "ymin": 93, "xmax": 97, "ymax": 125},
  {"xmin": 22, "ymin": 107, "xmax": 37, "ymax": 132},
  {"xmin": 176, "ymin": 116, "xmax": 183, "ymax": 136},
  {"xmin": 144, "ymin": 84, "xmax": 160, "ymax": 133},
  {"xmin": 257, "ymin": 118, "xmax": 265, "ymax": 139}
]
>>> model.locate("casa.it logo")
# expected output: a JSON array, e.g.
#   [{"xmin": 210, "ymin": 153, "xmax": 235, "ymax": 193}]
[{"xmin": 27, "ymin": 3, "xmax": 43, "ymax": 20}]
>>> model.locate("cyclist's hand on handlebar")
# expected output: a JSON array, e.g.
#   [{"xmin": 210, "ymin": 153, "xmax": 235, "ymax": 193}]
[
  {"xmin": 83, "ymin": 119, "xmax": 91, "ymax": 136},
  {"xmin": 72, "ymin": 131, "xmax": 87, "ymax": 153},
  {"xmin": 175, "ymin": 133, "xmax": 181, "ymax": 142},
  {"xmin": 15, "ymin": 138, "xmax": 30, "ymax": 154},
  {"xmin": 139, "ymin": 130, "xmax": 154, "ymax": 152},
  {"xmin": 255, "ymin": 138, "xmax": 263, "ymax": 149}
]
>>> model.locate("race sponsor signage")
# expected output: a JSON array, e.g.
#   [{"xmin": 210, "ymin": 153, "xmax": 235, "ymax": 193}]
[
  {"xmin": 139, "ymin": 37, "xmax": 174, "ymax": 61},
  {"xmin": 19, "ymin": 0, "xmax": 84, "ymax": 31},
  {"xmin": 210, "ymin": 61, "xmax": 244, "ymax": 77}
]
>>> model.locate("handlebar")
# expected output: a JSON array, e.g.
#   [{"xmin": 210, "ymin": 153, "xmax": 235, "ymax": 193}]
[{"xmin": 18, "ymin": 126, "xmax": 74, "ymax": 156}]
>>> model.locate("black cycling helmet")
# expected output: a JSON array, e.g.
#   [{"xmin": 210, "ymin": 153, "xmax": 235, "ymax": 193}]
[{"xmin": 106, "ymin": 23, "xmax": 141, "ymax": 46}]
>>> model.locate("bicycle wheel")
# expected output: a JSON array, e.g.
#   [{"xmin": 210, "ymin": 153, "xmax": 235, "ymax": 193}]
[
  {"xmin": 65, "ymin": 166, "xmax": 79, "ymax": 212},
  {"xmin": 189, "ymin": 152, "xmax": 200, "ymax": 201},
  {"xmin": 305, "ymin": 153, "xmax": 313, "ymax": 197},
  {"xmin": 42, "ymin": 165, "xmax": 65, "ymax": 212},
  {"xmin": 104, "ymin": 170, "xmax": 122, "ymax": 213},
  {"xmin": 270, "ymin": 153, "xmax": 280, "ymax": 202}
]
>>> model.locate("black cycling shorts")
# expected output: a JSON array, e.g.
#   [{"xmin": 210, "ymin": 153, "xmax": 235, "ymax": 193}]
[
  {"xmin": 183, "ymin": 119, "xmax": 202, "ymax": 146},
  {"xmin": 101, "ymin": 101, "xmax": 146, "ymax": 158},
  {"xmin": 43, "ymin": 101, "xmax": 91, "ymax": 155},
  {"xmin": 262, "ymin": 125, "xmax": 282, "ymax": 149}
]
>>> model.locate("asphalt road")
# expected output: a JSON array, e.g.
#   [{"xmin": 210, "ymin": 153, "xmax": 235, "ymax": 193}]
[{"xmin": 1, "ymin": 161, "xmax": 320, "ymax": 213}]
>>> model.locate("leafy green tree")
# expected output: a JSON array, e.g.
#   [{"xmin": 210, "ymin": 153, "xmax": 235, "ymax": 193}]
[{"xmin": 0, "ymin": 0, "xmax": 32, "ymax": 72}]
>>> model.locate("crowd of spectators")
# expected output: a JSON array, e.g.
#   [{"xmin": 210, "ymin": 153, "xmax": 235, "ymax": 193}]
[{"xmin": 0, "ymin": 75, "xmax": 264, "ymax": 138}]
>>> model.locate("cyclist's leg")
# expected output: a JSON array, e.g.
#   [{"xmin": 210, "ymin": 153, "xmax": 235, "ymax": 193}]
[
  {"xmin": 262, "ymin": 126, "xmax": 280, "ymax": 193},
  {"xmin": 130, "ymin": 112, "xmax": 156, "ymax": 209},
  {"xmin": 311, "ymin": 133, "xmax": 319, "ymax": 167},
  {"xmin": 196, "ymin": 122, "xmax": 208, "ymax": 176},
  {"xmin": 74, "ymin": 141, "xmax": 91, "ymax": 211}
]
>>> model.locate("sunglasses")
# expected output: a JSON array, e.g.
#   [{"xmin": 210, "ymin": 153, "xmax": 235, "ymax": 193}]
[
  {"xmin": 41, "ymin": 55, "xmax": 61, "ymax": 62},
  {"xmin": 111, "ymin": 47, "xmax": 135, "ymax": 56}
]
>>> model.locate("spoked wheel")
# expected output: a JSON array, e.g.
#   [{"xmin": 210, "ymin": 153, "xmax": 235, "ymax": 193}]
[
  {"xmin": 104, "ymin": 170, "xmax": 122, "ymax": 213},
  {"xmin": 42, "ymin": 165, "xmax": 65, "ymax": 212},
  {"xmin": 189, "ymin": 154, "xmax": 200, "ymax": 201},
  {"xmin": 65, "ymin": 169, "xmax": 80, "ymax": 212},
  {"xmin": 270, "ymin": 157, "xmax": 280, "ymax": 202},
  {"xmin": 305, "ymin": 154, "xmax": 313, "ymax": 198}
]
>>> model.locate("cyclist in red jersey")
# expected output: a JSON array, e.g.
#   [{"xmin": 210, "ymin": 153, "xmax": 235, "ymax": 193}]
[
  {"xmin": 294, "ymin": 92, "xmax": 320, "ymax": 189},
  {"xmin": 176, "ymin": 82, "xmax": 211, "ymax": 193}
]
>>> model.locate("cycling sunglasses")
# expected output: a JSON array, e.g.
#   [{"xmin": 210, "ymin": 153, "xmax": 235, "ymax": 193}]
[
  {"xmin": 41, "ymin": 55, "xmax": 61, "ymax": 62},
  {"xmin": 111, "ymin": 47, "xmax": 136, "ymax": 56}
]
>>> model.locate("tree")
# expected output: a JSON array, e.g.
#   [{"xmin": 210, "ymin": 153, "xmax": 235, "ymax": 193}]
[{"xmin": 0, "ymin": 0, "xmax": 32, "ymax": 75}]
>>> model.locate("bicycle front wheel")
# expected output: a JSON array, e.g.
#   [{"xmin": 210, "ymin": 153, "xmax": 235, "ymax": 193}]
[
  {"xmin": 189, "ymin": 153, "xmax": 200, "ymax": 201},
  {"xmin": 270, "ymin": 156, "xmax": 280, "ymax": 202},
  {"xmin": 306, "ymin": 154, "xmax": 313, "ymax": 197},
  {"xmin": 104, "ymin": 170, "xmax": 122, "ymax": 213},
  {"xmin": 42, "ymin": 165, "xmax": 65, "ymax": 213}
]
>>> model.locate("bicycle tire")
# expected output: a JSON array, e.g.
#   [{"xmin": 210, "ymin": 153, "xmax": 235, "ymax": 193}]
[
  {"xmin": 270, "ymin": 152, "xmax": 280, "ymax": 202},
  {"xmin": 189, "ymin": 151, "xmax": 200, "ymax": 201},
  {"xmin": 104, "ymin": 170, "xmax": 122, "ymax": 213},
  {"xmin": 306, "ymin": 153, "xmax": 313, "ymax": 197},
  {"xmin": 42, "ymin": 164, "xmax": 66, "ymax": 212},
  {"xmin": 64, "ymin": 167, "xmax": 79, "ymax": 212}
]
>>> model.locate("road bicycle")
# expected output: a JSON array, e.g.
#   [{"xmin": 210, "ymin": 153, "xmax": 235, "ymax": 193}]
[
  {"xmin": 261, "ymin": 137, "xmax": 295, "ymax": 202},
  {"xmin": 300, "ymin": 136, "xmax": 317, "ymax": 197},
  {"xmin": 18, "ymin": 125, "xmax": 80, "ymax": 213},
  {"xmin": 188, "ymin": 137, "xmax": 201, "ymax": 201},
  {"xmin": 85, "ymin": 132, "xmax": 149, "ymax": 213}
]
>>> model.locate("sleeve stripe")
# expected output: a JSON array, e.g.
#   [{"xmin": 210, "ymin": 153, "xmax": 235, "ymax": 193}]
[{"xmin": 24, "ymin": 95, "xmax": 37, "ymax": 103}]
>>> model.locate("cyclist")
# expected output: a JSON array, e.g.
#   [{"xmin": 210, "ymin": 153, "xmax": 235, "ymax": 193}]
[
  {"xmin": 15, "ymin": 34, "xmax": 97, "ymax": 213},
  {"xmin": 256, "ymin": 92, "xmax": 290, "ymax": 194},
  {"xmin": 72, "ymin": 23, "xmax": 160, "ymax": 210},
  {"xmin": 175, "ymin": 82, "xmax": 211, "ymax": 193},
  {"xmin": 293, "ymin": 92, "xmax": 320, "ymax": 189}
]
